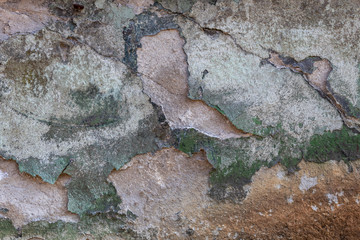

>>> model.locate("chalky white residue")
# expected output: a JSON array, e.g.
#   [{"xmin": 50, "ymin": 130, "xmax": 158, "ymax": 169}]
[
  {"xmin": 299, "ymin": 175, "xmax": 318, "ymax": 193},
  {"xmin": 0, "ymin": 170, "xmax": 8, "ymax": 181}
]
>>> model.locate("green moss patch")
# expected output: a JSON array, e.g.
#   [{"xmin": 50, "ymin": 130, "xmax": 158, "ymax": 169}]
[{"xmin": 305, "ymin": 126, "xmax": 360, "ymax": 163}]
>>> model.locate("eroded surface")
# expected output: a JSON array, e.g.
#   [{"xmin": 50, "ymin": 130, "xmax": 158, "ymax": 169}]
[
  {"xmin": 109, "ymin": 149, "xmax": 360, "ymax": 239},
  {"xmin": 1, "ymin": 0, "xmax": 360, "ymax": 238},
  {"xmin": 268, "ymin": 51, "xmax": 360, "ymax": 132},
  {"xmin": 187, "ymin": 160, "xmax": 360, "ymax": 239}
]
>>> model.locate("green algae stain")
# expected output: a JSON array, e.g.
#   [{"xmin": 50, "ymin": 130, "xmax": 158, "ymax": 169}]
[
  {"xmin": 86, "ymin": 183, "xmax": 122, "ymax": 215},
  {"xmin": 305, "ymin": 126, "xmax": 360, "ymax": 163},
  {"xmin": 18, "ymin": 214, "xmax": 139, "ymax": 240},
  {"xmin": 0, "ymin": 218, "xmax": 17, "ymax": 239},
  {"xmin": 177, "ymin": 129, "xmax": 267, "ymax": 181},
  {"xmin": 18, "ymin": 156, "xmax": 70, "ymax": 184},
  {"xmin": 252, "ymin": 116, "xmax": 262, "ymax": 125},
  {"xmin": 63, "ymin": 111, "xmax": 162, "ymax": 216},
  {"xmin": 4, "ymin": 59, "xmax": 49, "ymax": 97},
  {"xmin": 210, "ymin": 158, "xmax": 266, "ymax": 185},
  {"xmin": 70, "ymin": 84, "xmax": 125, "ymax": 127}
]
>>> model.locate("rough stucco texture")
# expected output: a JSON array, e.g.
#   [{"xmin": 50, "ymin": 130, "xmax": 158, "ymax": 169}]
[{"xmin": 1, "ymin": 0, "xmax": 360, "ymax": 239}]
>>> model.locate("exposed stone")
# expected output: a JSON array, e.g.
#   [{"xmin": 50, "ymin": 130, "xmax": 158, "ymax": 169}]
[
  {"xmin": 187, "ymin": 160, "xmax": 360, "ymax": 239},
  {"xmin": 0, "ymin": 0, "xmax": 360, "ymax": 238}
]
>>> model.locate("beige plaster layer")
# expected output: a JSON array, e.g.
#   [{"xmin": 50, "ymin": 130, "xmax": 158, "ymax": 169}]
[
  {"xmin": 0, "ymin": 0, "xmax": 56, "ymax": 40},
  {"xmin": 0, "ymin": 157, "xmax": 78, "ymax": 228},
  {"xmin": 108, "ymin": 148, "xmax": 213, "ymax": 239},
  {"xmin": 137, "ymin": 29, "xmax": 252, "ymax": 139}
]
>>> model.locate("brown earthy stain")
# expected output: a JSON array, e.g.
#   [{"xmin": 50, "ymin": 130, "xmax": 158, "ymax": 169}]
[
  {"xmin": 137, "ymin": 29, "xmax": 252, "ymax": 139},
  {"xmin": 268, "ymin": 51, "xmax": 360, "ymax": 132},
  {"xmin": 109, "ymin": 148, "xmax": 360, "ymax": 239},
  {"xmin": 193, "ymin": 160, "xmax": 360, "ymax": 239}
]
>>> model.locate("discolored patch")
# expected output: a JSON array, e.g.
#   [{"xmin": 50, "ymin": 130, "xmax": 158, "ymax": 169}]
[
  {"xmin": 116, "ymin": 0, "xmax": 154, "ymax": 14},
  {"xmin": 188, "ymin": 160, "xmax": 360, "ymax": 239}
]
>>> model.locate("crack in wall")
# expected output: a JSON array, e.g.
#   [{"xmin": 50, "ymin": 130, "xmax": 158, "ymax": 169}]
[
  {"xmin": 267, "ymin": 51, "xmax": 360, "ymax": 132},
  {"xmin": 137, "ymin": 29, "xmax": 254, "ymax": 139},
  {"xmin": 155, "ymin": 3, "xmax": 263, "ymax": 59}
]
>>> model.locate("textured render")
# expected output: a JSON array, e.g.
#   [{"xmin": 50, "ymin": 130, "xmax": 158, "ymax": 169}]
[
  {"xmin": 108, "ymin": 148, "xmax": 212, "ymax": 238},
  {"xmin": 0, "ymin": 0, "xmax": 360, "ymax": 239}
]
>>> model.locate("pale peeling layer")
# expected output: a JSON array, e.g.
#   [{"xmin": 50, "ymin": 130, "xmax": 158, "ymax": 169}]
[
  {"xmin": 0, "ymin": 157, "xmax": 78, "ymax": 228},
  {"xmin": 137, "ymin": 29, "xmax": 251, "ymax": 139},
  {"xmin": 0, "ymin": 0, "xmax": 56, "ymax": 41},
  {"xmin": 108, "ymin": 148, "xmax": 213, "ymax": 238}
]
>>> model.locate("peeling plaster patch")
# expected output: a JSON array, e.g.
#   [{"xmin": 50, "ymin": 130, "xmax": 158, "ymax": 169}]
[
  {"xmin": 177, "ymin": 17, "xmax": 342, "ymax": 144},
  {"xmin": 268, "ymin": 52, "xmax": 360, "ymax": 132},
  {"xmin": 0, "ymin": 29, "xmax": 161, "ymax": 214},
  {"xmin": 108, "ymin": 147, "xmax": 212, "ymax": 238},
  {"xmin": 311, "ymin": 205, "xmax": 318, "ymax": 211},
  {"xmin": 137, "ymin": 29, "xmax": 250, "ymax": 139},
  {"xmin": 0, "ymin": 0, "xmax": 57, "ymax": 40},
  {"xmin": 189, "ymin": 0, "xmax": 360, "ymax": 107},
  {"xmin": 0, "ymin": 157, "xmax": 78, "ymax": 228},
  {"xmin": 299, "ymin": 175, "xmax": 318, "ymax": 193}
]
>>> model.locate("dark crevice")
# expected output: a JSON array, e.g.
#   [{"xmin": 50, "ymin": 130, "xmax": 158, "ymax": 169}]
[
  {"xmin": 266, "ymin": 51, "xmax": 360, "ymax": 133},
  {"xmin": 153, "ymin": 3, "xmax": 263, "ymax": 58}
]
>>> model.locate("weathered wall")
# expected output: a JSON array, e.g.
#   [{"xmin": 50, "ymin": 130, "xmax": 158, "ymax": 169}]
[{"xmin": 0, "ymin": 0, "xmax": 360, "ymax": 239}]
